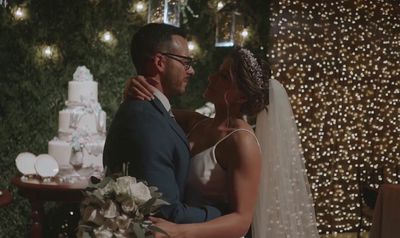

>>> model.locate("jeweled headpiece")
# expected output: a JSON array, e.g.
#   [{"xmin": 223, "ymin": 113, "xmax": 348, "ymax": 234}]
[{"xmin": 237, "ymin": 48, "xmax": 265, "ymax": 89}]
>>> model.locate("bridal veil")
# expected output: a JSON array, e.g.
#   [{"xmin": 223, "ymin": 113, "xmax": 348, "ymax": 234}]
[{"xmin": 252, "ymin": 79, "xmax": 320, "ymax": 238}]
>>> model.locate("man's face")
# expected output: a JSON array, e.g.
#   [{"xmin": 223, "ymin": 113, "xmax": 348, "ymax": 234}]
[{"xmin": 161, "ymin": 35, "xmax": 195, "ymax": 97}]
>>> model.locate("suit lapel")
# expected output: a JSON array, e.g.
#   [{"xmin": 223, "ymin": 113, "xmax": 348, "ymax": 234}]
[{"xmin": 151, "ymin": 99, "xmax": 190, "ymax": 149}]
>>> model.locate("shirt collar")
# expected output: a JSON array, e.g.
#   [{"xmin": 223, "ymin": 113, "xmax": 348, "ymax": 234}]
[{"xmin": 153, "ymin": 88, "xmax": 171, "ymax": 112}]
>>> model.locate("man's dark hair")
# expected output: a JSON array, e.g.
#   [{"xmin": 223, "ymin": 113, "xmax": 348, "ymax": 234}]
[{"xmin": 130, "ymin": 23, "xmax": 187, "ymax": 75}]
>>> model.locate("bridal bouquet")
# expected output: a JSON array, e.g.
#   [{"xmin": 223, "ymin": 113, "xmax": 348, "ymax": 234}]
[{"xmin": 77, "ymin": 175, "xmax": 169, "ymax": 238}]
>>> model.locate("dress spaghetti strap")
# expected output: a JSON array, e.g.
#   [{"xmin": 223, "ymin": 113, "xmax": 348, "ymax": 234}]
[{"xmin": 214, "ymin": 128, "xmax": 260, "ymax": 149}]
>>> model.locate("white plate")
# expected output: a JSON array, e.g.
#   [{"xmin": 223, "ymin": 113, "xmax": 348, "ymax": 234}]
[
  {"xmin": 15, "ymin": 152, "xmax": 37, "ymax": 175},
  {"xmin": 35, "ymin": 154, "xmax": 59, "ymax": 177}
]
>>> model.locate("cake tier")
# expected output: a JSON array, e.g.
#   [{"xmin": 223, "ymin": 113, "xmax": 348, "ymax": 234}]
[
  {"xmin": 68, "ymin": 80, "xmax": 98, "ymax": 103},
  {"xmin": 58, "ymin": 108, "xmax": 106, "ymax": 137},
  {"xmin": 48, "ymin": 138, "xmax": 105, "ymax": 170}
]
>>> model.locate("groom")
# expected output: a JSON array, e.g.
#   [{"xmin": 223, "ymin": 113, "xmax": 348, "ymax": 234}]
[{"xmin": 103, "ymin": 23, "xmax": 222, "ymax": 223}]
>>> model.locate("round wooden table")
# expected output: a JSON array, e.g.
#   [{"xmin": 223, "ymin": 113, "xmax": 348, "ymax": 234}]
[
  {"xmin": 0, "ymin": 190, "xmax": 12, "ymax": 207},
  {"xmin": 12, "ymin": 176, "xmax": 89, "ymax": 238}
]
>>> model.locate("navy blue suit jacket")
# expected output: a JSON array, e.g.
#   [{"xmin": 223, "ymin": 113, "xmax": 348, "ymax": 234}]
[{"xmin": 103, "ymin": 98, "xmax": 221, "ymax": 223}]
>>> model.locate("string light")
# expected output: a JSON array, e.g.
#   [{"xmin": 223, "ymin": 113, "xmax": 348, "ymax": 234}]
[
  {"xmin": 270, "ymin": 0, "xmax": 399, "ymax": 234},
  {"xmin": 12, "ymin": 6, "xmax": 28, "ymax": 20},
  {"xmin": 99, "ymin": 31, "xmax": 117, "ymax": 47},
  {"xmin": 35, "ymin": 44, "xmax": 61, "ymax": 63},
  {"xmin": 240, "ymin": 28, "xmax": 249, "ymax": 38},
  {"xmin": 217, "ymin": 1, "xmax": 224, "ymax": 11},
  {"xmin": 42, "ymin": 46, "xmax": 53, "ymax": 58},
  {"xmin": 101, "ymin": 31, "xmax": 113, "ymax": 42},
  {"xmin": 134, "ymin": 1, "xmax": 146, "ymax": 13},
  {"xmin": 188, "ymin": 41, "xmax": 196, "ymax": 51},
  {"xmin": 188, "ymin": 40, "xmax": 200, "ymax": 57}
]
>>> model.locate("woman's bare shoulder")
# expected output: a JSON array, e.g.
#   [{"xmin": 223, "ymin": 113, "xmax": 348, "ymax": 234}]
[{"xmin": 230, "ymin": 118, "xmax": 254, "ymax": 132}]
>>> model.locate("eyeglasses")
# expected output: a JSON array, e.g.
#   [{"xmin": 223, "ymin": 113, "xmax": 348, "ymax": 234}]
[{"xmin": 160, "ymin": 52, "xmax": 194, "ymax": 71}]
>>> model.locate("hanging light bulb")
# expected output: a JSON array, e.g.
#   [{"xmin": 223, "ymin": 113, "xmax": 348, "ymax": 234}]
[{"xmin": 147, "ymin": 0, "xmax": 181, "ymax": 27}]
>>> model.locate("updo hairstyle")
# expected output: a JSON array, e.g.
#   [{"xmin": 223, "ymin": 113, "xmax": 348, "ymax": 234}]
[{"xmin": 229, "ymin": 47, "xmax": 270, "ymax": 116}]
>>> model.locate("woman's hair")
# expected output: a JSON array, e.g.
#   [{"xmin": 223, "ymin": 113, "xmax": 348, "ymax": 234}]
[{"xmin": 229, "ymin": 47, "xmax": 270, "ymax": 116}]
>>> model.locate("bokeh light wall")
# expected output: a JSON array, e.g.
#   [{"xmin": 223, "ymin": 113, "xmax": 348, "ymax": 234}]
[{"xmin": 269, "ymin": 0, "xmax": 400, "ymax": 233}]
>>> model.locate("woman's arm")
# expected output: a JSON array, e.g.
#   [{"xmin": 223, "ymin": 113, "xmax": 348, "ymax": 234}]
[
  {"xmin": 172, "ymin": 109, "xmax": 208, "ymax": 134},
  {"xmin": 152, "ymin": 130, "xmax": 262, "ymax": 238},
  {"xmin": 124, "ymin": 76, "xmax": 209, "ymax": 134}
]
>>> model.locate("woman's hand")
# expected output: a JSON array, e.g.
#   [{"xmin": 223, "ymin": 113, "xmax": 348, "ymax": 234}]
[
  {"xmin": 149, "ymin": 216, "xmax": 184, "ymax": 238},
  {"xmin": 123, "ymin": 75, "xmax": 156, "ymax": 101}
]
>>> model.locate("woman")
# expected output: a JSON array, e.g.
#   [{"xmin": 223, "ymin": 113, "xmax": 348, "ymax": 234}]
[{"xmin": 127, "ymin": 47, "xmax": 319, "ymax": 238}]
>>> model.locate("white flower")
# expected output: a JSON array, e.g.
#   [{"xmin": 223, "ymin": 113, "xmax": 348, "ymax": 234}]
[
  {"xmin": 116, "ymin": 176, "xmax": 136, "ymax": 186},
  {"xmin": 82, "ymin": 207, "xmax": 103, "ymax": 225},
  {"xmin": 121, "ymin": 198, "xmax": 138, "ymax": 213},
  {"xmin": 73, "ymin": 66, "xmax": 93, "ymax": 81},
  {"xmin": 129, "ymin": 182, "xmax": 152, "ymax": 205},
  {"xmin": 115, "ymin": 214, "xmax": 131, "ymax": 231},
  {"xmin": 114, "ymin": 176, "xmax": 136, "ymax": 195},
  {"xmin": 93, "ymin": 226, "xmax": 113, "ymax": 238},
  {"xmin": 96, "ymin": 180, "xmax": 116, "ymax": 196},
  {"xmin": 78, "ymin": 175, "xmax": 167, "ymax": 238},
  {"xmin": 114, "ymin": 232, "xmax": 128, "ymax": 238},
  {"xmin": 101, "ymin": 200, "xmax": 119, "ymax": 218}
]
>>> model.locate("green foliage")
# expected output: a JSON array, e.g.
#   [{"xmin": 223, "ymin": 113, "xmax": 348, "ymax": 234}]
[{"xmin": 0, "ymin": 0, "xmax": 268, "ymax": 236}]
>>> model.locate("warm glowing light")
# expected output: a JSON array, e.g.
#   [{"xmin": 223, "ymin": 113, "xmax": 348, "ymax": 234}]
[
  {"xmin": 12, "ymin": 6, "xmax": 27, "ymax": 20},
  {"xmin": 36, "ymin": 45, "xmax": 60, "ymax": 62},
  {"xmin": 43, "ymin": 46, "xmax": 53, "ymax": 57},
  {"xmin": 135, "ymin": 1, "xmax": 145, "ymax": 12},
  {"xmin": 188, "ymin": 41, "xmax": 196, "ymax": 51},
  {"xmin": 103, "ymin": 32, "xmax": 112, "ymax": 42},
  {"xmin": 15, "ymin": 8, "xmax": 23, "ymax": 17},
  {"xmin": 271, "ymin": 0, "xmax": 399, "ymax": 234},
  {"xmin": 100, "ymin": 31, "xmax": 114, "ymax": 43},
  {"xmin": 217, "ymin": 1, "xmax": 224, "ymax": 11},
  {"xmin": 241, "ymin": 28, "xmax": 249, "ymax": 38}
]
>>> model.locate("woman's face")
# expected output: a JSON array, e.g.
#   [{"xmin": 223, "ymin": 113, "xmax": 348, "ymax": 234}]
[
  {"xmin": 203, "ymin": 57, "xmax": 235, "ymax": 103},
  {"xmin": 204, "ymin": 57, "xmax": 246, "ymax": 106}
]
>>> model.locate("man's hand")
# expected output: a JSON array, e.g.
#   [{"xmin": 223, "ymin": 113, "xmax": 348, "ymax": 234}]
[{"xmin": 123, "ymin": 75, "xmax": 156, "ymax": 101}]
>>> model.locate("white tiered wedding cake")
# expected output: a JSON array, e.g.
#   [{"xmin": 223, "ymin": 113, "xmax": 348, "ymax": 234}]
[{"xmin": 48, "ymin": 66, "xmax": 106, "ymax": 178}]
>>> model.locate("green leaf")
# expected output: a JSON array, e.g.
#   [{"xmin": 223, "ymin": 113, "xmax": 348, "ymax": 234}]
[
  {"xmin": 140, "ymin": 197, "xmax": 158, "ymax": 215},
  {"xmin": 133, "ymin": 223, "xmax": 146, "ymax": 238},
  {"xmin": 88, "ymin": 176, "xmax": 115, "ymax": 189},
  {"xmin": 147, "ymin": 225, "xmax": 171, "ymax": 238},
  {"xmin": 81, "ymin": 231, "xmax": 92, "ymax": 238}
]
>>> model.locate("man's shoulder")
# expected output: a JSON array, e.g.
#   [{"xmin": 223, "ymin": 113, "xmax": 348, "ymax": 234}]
[
  {"xmin": 116, "ymin": 99, "xmax": 161, "ymax": 116},
  {"xmin": 120, "ymin": 98, "xmax": 153, "ymax": 110}
]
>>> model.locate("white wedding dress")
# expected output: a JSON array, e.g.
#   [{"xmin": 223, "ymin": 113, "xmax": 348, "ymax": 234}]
[
  {"xmin": 185, "ymin": 79, "xmax": 319, "ymax": 238},
  {"xmin": 185, "ymin": 128, "xmax": 257, "ymax": 208}
]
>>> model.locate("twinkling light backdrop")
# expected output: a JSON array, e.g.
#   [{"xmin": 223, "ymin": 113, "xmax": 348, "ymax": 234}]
[{"xmin": 269, "ymin": 0, "xmax": 400, "ymax": 233}]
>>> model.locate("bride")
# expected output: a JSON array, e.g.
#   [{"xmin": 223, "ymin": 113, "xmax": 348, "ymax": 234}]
[{"xmin": 127, "ymin": 47, "xmax": 319, "ymax": 238}]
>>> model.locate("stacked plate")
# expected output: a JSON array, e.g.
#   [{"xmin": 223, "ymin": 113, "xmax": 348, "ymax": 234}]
[{"xmin": 15, "ymin": 152, "xmax": 59, "ymax": 178}]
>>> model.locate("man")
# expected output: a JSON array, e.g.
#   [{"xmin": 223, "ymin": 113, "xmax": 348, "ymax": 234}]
[{"xmin": 103, "ymin": 23, "xmax": 222, "ymax": 223}]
